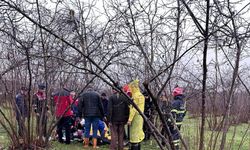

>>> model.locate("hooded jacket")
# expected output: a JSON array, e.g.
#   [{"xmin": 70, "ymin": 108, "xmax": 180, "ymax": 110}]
[
  {"xmin": 128, "ymin": 80, "xmax": 145, "ymax": 143},
  {"xmin": 53, "ymin": 88, "xmax": 74, "ymax": 117}
]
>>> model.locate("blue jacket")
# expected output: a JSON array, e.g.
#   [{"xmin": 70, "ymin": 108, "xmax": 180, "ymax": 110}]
[
  {"xmin": 15, "ymin": 93, "xmax": 28, "ymax": 119},
  {"xmin": 171, "ymin": 95, "xmax": 186, "ymax": 125}
]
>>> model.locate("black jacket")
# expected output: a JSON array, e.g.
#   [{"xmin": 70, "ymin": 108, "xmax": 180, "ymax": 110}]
[
  {"xmin": 108, "ymin": 93, "xmax": 129, "ymax": 124},
  {"xmin": 78, "ymin": 91, "xmax": 104, "ymax": 118},
  {"xmin": 171, "ymin": 95, "xmax": 186, "ymax": 124}
]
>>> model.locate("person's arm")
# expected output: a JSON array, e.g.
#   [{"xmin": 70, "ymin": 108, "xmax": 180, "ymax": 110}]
[{"xmin": 128, "ymin": 97, "xmax": 137, "ymax": 124}]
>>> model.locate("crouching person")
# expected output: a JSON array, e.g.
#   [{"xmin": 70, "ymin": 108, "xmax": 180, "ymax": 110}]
[{"xmin": 54, "ymin": 87, "xmax": 74, "ymax": 144}]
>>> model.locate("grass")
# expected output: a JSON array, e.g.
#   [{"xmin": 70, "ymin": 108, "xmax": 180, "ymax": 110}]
[
  {"xmin": 0, "ymin": 112, "xmax": 249, "ymax": 150},
  {"xmin": 44, "ymin": 117, "xmax": 250, "ymax": 150},
  {"xmin": 181, "ymin": 116, "xmax": 250, "ymax": 150},
  {"xmin": 51, "ymin": 140, "xmax": 159, "ymax": 150}
]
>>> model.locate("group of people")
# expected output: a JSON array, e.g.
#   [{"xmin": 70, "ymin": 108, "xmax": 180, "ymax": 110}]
[{"xmin": 15, "ymin": 80, "xmax": 186, "ymax": 150}]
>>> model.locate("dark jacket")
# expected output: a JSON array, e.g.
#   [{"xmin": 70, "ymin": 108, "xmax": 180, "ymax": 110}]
[
  {"xmin": 108, "ymin": 93, "xmax": 129, "ymax": 124},
  {"xmin": 144, "ymin": 96, "xmax": 153, "ymax": 117},
  {"xmin": 101, "ymin": 97, "xmax": 108, "ymax": 117},
  {"xmin": 171, "ymin": 95, "xmax": 186, "ymax": 125},
  {"xmin": 78, "ymin": 91, "xmax": 104, "ymax": 118},
  {"xmin": 53, "ymin": 88, "xmax": 74, "ymax": 117},
  {"xmin": 15, "ymin": 93, "xmax": 28, "ymax": 119},
  {"xmin": 32, "ymin": 91, "xmax": 47, "ymax": 113}
]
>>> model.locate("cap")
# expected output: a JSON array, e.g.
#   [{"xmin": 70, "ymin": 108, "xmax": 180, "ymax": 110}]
[
  {"xmin": 101, "ymin": 93, "xmax": 107, "ymax": 97},
  {"xmin": 21, "ymin": 87, "xmax": 28, "ymax": 91},
  {"xmin": 38, "ymin": 83, "xmax": 46, "ymax": 90}
]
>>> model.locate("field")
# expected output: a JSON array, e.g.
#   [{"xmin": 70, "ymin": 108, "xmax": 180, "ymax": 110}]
[{"xmin": 0, "ymin": 116, "xmax": 249, "ymax": 150}]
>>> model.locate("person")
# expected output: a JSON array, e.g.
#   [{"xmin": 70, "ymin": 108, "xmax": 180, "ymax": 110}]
[
  {"xmin": 15, "ymin": 87, "xmax": 28, "ymax": 138},
  {"xmin": 127, "ymin": 80, "xmax": 145, "ymax": 150},
  {"xmin": 167, "ymin": 86, "xmax": 186, "ymax": 150},
  {"xmin": 101, "ymin": 92, "xmax": 108, "ymax": 121},
  {"xmin": 90, "ymin": 120, "xmax": 110, "ymax": 145},
  {"xmin": 142, "ymin": 91, "xmax": 153, "ymax": 140},
  {"xmin": 108, "ymin": 85, "xmax": 130, "ymax": 150},
  {"xmin": 53, "ymin": 87, "xmax": 74, "ymax": 144},
  {"xmin": 78, "ymin": 86, "xmax": 104, "ymax": 149},
  {"xmin": 70, "ymin": 90, "xmax": 79, "ymax": 117},
  {"xmin": 32, "ymin": 83, "xmax": 48, "ymax": 138}
]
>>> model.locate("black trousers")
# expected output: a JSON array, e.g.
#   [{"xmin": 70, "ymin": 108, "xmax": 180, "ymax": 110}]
[{"xmin": 57, "ymin": 116, "xmax": 72, "ymax": 144}]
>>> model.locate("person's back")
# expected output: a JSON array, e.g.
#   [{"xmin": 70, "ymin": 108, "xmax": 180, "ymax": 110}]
[
  {"xmin": 53, "ymin": 88, "xmax": 73, "ymax": 144},
  {"xmin": 172, "ymin": 95, "xmax": 186, "ymax": 125},
  {"xmin": 79, "ymin": 91, "xmax": 104, "ymax": 118},
  {"xmin": 108, "ymin": 87, "xmax": 130, "ymax": 150},
  {"xmin": 169, "ymin": 86, "xmax": 186, "ymax": 150},
  {"xmin": 108, "ymin": 93, "xmax": 129, "ymax": 124},
  {"xmin": 78, "ymin": 88, "xmax": 104, "ymax": 149},
  {"xmin": 54, "ymin": 88, "xmax": 73, "ymax": 117}
]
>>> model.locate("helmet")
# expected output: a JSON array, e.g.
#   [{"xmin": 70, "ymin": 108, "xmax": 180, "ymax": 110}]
[
  {"xmin": 122, "ymin": 84, "xmax": 132, "ymax": 97},
  {"xmin": 172, "ymin": 87, "xmax": 183, "ymax": 97}
]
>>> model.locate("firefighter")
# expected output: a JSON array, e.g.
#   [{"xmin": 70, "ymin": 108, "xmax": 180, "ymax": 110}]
[{"xmin": 168, "ymin": 86, "xmax": 186, "ymax": 150}]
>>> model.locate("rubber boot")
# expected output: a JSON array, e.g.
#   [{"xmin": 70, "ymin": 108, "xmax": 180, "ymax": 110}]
[
  {"xmin": 83, "ymin": 138, "xmax": 89, "ymax": 148},
  {"xmin": 93, "ymin": 138, "xmax": 99, "ymax": 149}
]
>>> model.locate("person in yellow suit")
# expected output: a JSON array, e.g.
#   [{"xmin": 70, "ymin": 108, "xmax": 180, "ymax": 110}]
[{"xmin": 127, "ymin": 80, "xmax": 145, "ymax": 150}]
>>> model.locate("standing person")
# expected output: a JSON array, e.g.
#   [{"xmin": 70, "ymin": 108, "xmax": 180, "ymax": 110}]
[
  {"xmin": 15, "ymin": 87, "xmax": 28, "ymax": 138},
  {"xmin": 78, "ymin": 86, "xmax": 104, "ymax": 149},
  {"xmin": 127, "ymin": 80, "xmax": 145, "ymax": 150},
  {"xmin": 108, "ymin": 86, "xmax": 130, "ymax": 150},
  {"xmin": 101, "ymin": 92, "xmax": 108, "ymax": 122},
  {"xmin": 142, "ymin": 91, "xmax": 153, "ymax": 140},
  {"xmin": 53, "ymin": 87, "xmax": 74, "ymax": 144},
  {"xmin": 168, "ymin": 86, "xmax": 186, "ymax": 150},
  {"xmin": 32, "ymin": 83, "xmax": 48, "ymax": 138}
]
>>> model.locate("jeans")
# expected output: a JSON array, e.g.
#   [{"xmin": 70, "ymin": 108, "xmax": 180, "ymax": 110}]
[{"xmin": 84, "ymin": 116, "xmax": 100, "ymax": 138}]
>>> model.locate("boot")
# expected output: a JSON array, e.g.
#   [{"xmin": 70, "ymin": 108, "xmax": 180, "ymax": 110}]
[
  {"xmin": 83, "ymin": 138, "xmax": 89, "ymax": 148},
  {"xmin": 93, "ymin": 138, "xmax": 99, "ymax": 149},
  {"xmin": 130, "ymin": 143, "xmax": 140, "ymax": 150}
]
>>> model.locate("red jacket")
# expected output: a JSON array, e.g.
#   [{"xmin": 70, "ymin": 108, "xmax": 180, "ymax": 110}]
[{"xmin": 54, "ymin": 89, "xmax": 73, "ymax": 117}]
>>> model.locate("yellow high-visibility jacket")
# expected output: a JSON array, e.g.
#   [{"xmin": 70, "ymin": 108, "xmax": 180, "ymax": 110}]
[{"xmin": 128, "ymin": 80, "xmax": 145, "ymax": 143}]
